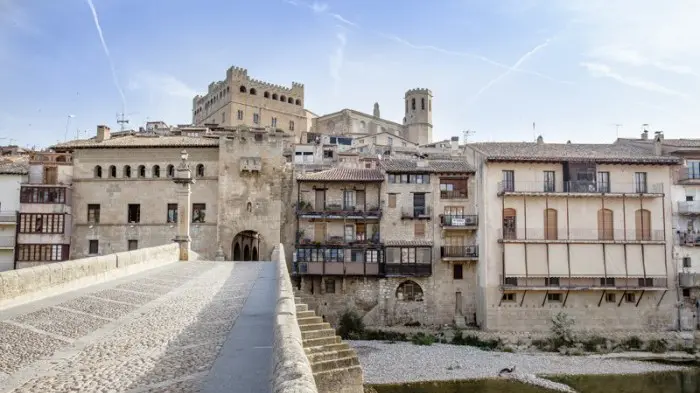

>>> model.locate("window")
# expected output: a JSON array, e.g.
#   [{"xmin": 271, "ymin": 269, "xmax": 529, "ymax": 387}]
[
  {"xmin": 440, "ymin": 179, "xmax": 468, "ymax": 199},
  {"xmin": 253, "ymin": 113, "xmax": 259, "ymax": 124},
  {"xmin": 222, "ymin": 112, "xmax": 226, "ymax": 123},
  {"xmin": 152, "ymin": 165, "xmax": 160, "ymax": 178},
  {"xmin": 421, "ymin": 97, "xmax": 425, "ymax": 110},
  {"xmin": 239, "ymin": 85, "xmax": 247, "ymax": 93},
  {"xmin": 544, "ymin": 208, "xmax": 558, "ymax": 240},
  {"xmin": 20, "ymin": 187, "xmax": 66, "ymax": 204},
  {"xmin": 325, "ymin": 279, "xmax": 336, "ymax": 294},
  {"xmin": 411, "ymin": 98, "xmax": 416, "ymax": 110},
  {"xmin": 88, "ymin": 204, "xmax": 100, "ymax": 224},
  {"xmin": 597, "ymin": 172, "xmax": 610, "ymax": 192},
  {"xmin": 543, "ymin": 171, "xmax": 555, "ymax": 192},
  {"xmin": 344, "ymin": 224, "xmax": 354, "ymax": 242},
  {"xmin": 109, "ymin": 165, "xmax": 117, "ymax": 178},
  {"xmin": 94, "ymin": 165, "xmax": 102, "ymax": 178},
  {"xmin": 271, "ymin": 117, "xmax": 277, "ymax": 127},
  {"xmin": 414, "ymin": 222, "xmax": 425, "ymax": 237},
  {"xmin": 396, "ymin": 280, "xmax": 423, "ymax": 301},
  {"xmin": 167, "ymin": 165, "xmax": 174, "ymax": 178},
  {"xmin": 387, "ymin": 174, "xmax": 430, "ymax": 184},
  {"xmin": 502, "ymin": 170, "xmax": 514, "ymax": 192},
  {"xmin": 128, "ymin": 240, "xmax": 138, "ymax": 251},
  {"xmin": 625, "ymin": 293, "xmax": 636, "ymax": 303},
  {"xmin": 124, "ymin": 165, "xmax": 132, "ymax": 178},
  {"xmin": 254, "ymin": 133, "xmax": 264, "ymax": 142},
  {"xmin": 388, "ymin": 137, "xmax": 393, "ymax": 145},
  {"xmin": 167, "ymin": 203, "xmax": 178, "ymax": 223},
  {"xmin": 289, "ymin": 121, "xmax": 295, "ymax": 131},
  {"xmin": 196, "ymin": 164, "xmax": 205, "ymax": 178},
  {"xmin": 683, "ymin": 289, "xmax": 690, "ymax": 298},
  {"xmin": 138, "ymin": 165, "xmax": 146, "ymax": 178},
  {"xmin": 89, "ymin": 240, "xmax": 99, "ymax": 255},
  {"xmin": 605, "ymin": 293, "xmax": 616, "ymax": 303},
  {"xmin": 193, "ymin": 203, "xmax": 206, "ymax": 223},
  {"xmin": 388, "ymin": 194, "xmax": 397, "ymax": 208},
  {"xmin": 343, "ymin": 190, "xmax": 355, "ymax": 210},
  {"xmin": 688, "ymin": 160, "xmax": 700, "ymax": 179},
  {"xmin": 453, "ymin": 264, "xmax": 463, "ymax": 279},
  {"xmin": 128, "ymin": 204, "xmax": 141, "ymax": 223},
  {"xmin": 635, "ymin": 172, "xmax": 648, "ymax": 193},
  {"xmin": 501, "ymin": 293, "xmax": 516, "ymax": 302},
  {"xmin": 250, "ymin": 88, "xmax": 256, "ymax": 95},
  {"xmin": 600, "ymin": 277, "xmax": 615, "ymax": 287},
  {"xmin": 19, "ymin": 214, "xmax": 65, "ymax": 233},
  {"xmin": 597, "ymin": 209, "xmax": 614, "ymax": 240},
  {"xmin": 545, "ymin": 277, "xmax": 560, "ymax": 286},
  {"xmin": 547, "ymin": 293, "xmax": 562, "ymax": 302},
  {"xmin": 504, "ymin": 277, "xmax": 518, "ymax": 286},
  {"xmin": 237, "ymin": 110, "xmax": 243, "ymax": 120},
  {"xmin": 683, "ymin": 257, "xmax": 691, "ymax": 268},
  {"xmin": 17, "ymin": 244, "xmax": 68, "ymax": 261},
  {"xmin": 635, "ymin": 209, "xmax": 651, "ymax": 240},
  {"xmin": 323, "ymin": 150, "xmax": 334, "ymax": 159},
  {"xmin": 638, "ymin": 277, "xmax": 653, "ymax": 287},
  {"xmin": 413, "ymin": 193, "xmax": 426, "ymax": 216},
  {"xmin": 503, "ymin": 208, "xmax": 516, "ymax": 239}
]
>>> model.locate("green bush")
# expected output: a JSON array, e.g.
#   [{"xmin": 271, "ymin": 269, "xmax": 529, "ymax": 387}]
[
  {"xmin": 646, "ymin": 339, "xmax": 668, "ymax": 354},
  {"xmin": 582, "ymin": 336, "xmax": 607, "ymax": 352},
  {"xmin": 451, "ymin": 331, "xmax": 501, "ymax": 350},
  {"xmin": 621, "ymin": 336, "xmax": 643, "ymax": 350},
  {"xmin": 338, "ymin": 310, "xmax": 365, "ymax": 340},
  {"xmin": 363, "ymin": 329, "xmax": 409, "ymax": 342},
  {"xmin": 411, "ymin": 332, "xmax": 436, "ymax": 346},
  {"xmin": 551, "ymin": 312, "xmax": 576, "ymax": 347}
]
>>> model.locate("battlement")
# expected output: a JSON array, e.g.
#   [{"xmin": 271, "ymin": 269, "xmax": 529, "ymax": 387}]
[{"xmin": 405, "ymin": 88, "xmax": 433, "ymax": 97}]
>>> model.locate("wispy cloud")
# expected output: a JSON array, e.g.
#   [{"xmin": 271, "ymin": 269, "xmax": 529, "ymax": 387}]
[
  {"xmin": 329, "ymin": 32, "xmax": 347, "ymax": 94},
  {"xmin": 85, "ymin": 0, "xmax": 127, "ymax": 112},
  {"xmin": 282, "ymin": 0, "xmax": 357, "ymax": 28},
  {"xmin": 471, "ymin": 38, "xmax": 553, "ymax": 102},
  {"xmin": 581, "ymin": 62, "xmax": 689, "ymax": 98},
  {"xmin": 590, "ymin": 47, "xmax": 697, "ymax": 76},
  {"xmin": 128, "ymin": 71, "xmax": 198, "ymax": 99},
  {"xmin": 331, "ymin": 13, "xmax": 357, "ymax": 27}
]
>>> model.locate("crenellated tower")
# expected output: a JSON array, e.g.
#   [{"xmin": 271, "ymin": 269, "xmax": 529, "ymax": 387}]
[{"xmin": 404, "ymin": 88, "xmax": 433, "ymax": 145}]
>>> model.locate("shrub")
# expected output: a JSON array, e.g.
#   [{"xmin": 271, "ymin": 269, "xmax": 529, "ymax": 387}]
[
  {"xmin": 582, "ymin": 336, "xmax": 607, "ymax": 352},
  {"xmin": 337, "ymin": 310, "xmax": 365, "ymax": 340},
  {"xmin": 646, "ymin": 339, "xmax": 668, "ymax": 354},
  {"xmin": 621, "ymin": 336, "xmax": 643, "ymax": 350},
  {"xmin": 411, "ymin": 332, "xmax": 436, "ymax": 346},
  {"xmin": 451, "ymin": 330, "xmax": 501, "ymax": 350},
  {"xmin": 551, "ymin": 312, "xmax": 576, "ymax": 347},
  {"xmin": 363, "ymin": 329, "xmax": 408, "ymax": 342}
]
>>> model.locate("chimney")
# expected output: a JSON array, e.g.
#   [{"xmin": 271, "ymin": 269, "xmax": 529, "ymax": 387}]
[
  {"xmin": 536, "ymin": 135, "xmax": 544, "ymax": 145},
  {"xmin": 96, "ymin": 125, "xmax": 111, "ymax": 142},
  {"xmin": 641, "ymin": 130, "xmax": 649, "ymax": 140},
  {"xmin": 654, "ymin": 133, "xmax": 663, "ymax": 156},
  {"xmin": 450, "ymin": 136, "xmax": 459, "ymax": 150}
]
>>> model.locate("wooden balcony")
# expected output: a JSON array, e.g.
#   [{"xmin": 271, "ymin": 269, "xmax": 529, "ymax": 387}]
[
  {"xmin": 295, "ymin": 202, "xmax": 382, "ymax": 220},
  {"xmin": 440, "ymin": 246, "xmax": 478, "ymax": 260},
  {"xmin": 439, "ymin": 214, "xmax": 477, "ymax": 229}
]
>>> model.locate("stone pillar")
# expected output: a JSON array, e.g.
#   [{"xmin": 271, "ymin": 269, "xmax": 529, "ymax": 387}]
[{"xmin": 173, "ymin": 149, "xmax": 195, "ymax": 261}]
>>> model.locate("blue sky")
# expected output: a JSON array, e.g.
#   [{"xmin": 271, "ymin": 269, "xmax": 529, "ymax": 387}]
[{"xmin": 1, "ymin": 0, "xmax": 699, "ymax": 148}]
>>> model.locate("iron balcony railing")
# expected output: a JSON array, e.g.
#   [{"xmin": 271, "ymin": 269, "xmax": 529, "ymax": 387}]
[
  {"xmin": 498, "ymin": 181, "xmax": 664, "ymax": 194},
  {"xmin": 678, "ymin": 166, "xmax": 700, "ymax": 182},
  {"xmin": 440, "ymin": 214, "xmax": 478, "ymax": 227},
  {"xmin": 440, "ymin": 190, "xmax": 468, "ymax": 199},
  {"xmin": 677, "ymin": 231, "xmax": 700, "ymax": 246},
  {"xmin": 400, "ymin": 206, "xmax": 431, "ymax": 219},
  {"xmin": 440, "ymin": 245, "xmax": 478, "ymax": 258},
  {"xmin": 678, "ymin": 201, "xmax": 700, "ymax": 215},
  {"xmin": 0, "ymin": 211, "xmax": 17, "ymax": 223},
  {"xmin": 499, "ymin": 228, "xmax": 665, "ymax": 242}
]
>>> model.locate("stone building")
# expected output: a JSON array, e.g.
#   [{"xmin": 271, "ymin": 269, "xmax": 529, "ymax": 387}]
[
  {"xmin": 53, "ymin": 125, "xmax": 294, "ymax": 262},
  {"xmin": 0, "ymin": 159, "xmax": 28, "ymax": 271},
  {"xmin": 192, "ymin": 66, "xmax": 309, "ymax": 143},
  {"xmin": 464, "ymin": 137, "xmax": 682, "ymax": 332}
]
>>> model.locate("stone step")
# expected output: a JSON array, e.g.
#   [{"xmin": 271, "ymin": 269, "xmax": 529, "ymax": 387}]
[
  {"xmin": 313, "ymin": 364, "xmax": 364, "ymax": 385},
  {"xmin": 297, "ymin": 316, "xmax": 323, "ymax": 325},
  {"xmin": 302, "ymin": 328, "xmax": 336, "ymax": 340},
  {"xmin": 304, "ymin": 335, "xmax": 341, "ymax": 348},
  {"xmin": 299, "ymin": 322, "xmax": 331, "ymax": 332},
  {"xmin": 311, "ymin": 356, "xmax": 361, "ymax": 374},
  {"xmin": 295, "ymin": 304, "xmax": 308, "ymax": 312},
  {"xmin": 296, "ymin": 310, "xmax": 315, "ymax": 319},
  {"xmin": 304, "ymin": 342, "xmax": 350, "ymax": 355},
  {"xmin": 294, "ymin": 296, "xmax": 302, "ymax": 303},
  {"xmin": 306, "ymin": 348, "xmax": 357, "ymax": 364}
]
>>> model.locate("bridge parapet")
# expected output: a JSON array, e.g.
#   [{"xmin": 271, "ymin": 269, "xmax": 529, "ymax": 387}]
[{"xmin": 0, "ymin": 243, "xmax": 180, "ymax": 310}]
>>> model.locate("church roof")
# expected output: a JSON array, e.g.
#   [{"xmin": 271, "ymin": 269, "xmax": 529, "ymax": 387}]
[{"xmin": 297, "ymin": 167, "xmax": 385, "ymax": 182}]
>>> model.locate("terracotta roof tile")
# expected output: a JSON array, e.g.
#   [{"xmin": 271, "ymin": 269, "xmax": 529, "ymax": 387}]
[
  {"xmin": 380, "ymin": 158, "xmax": 474, "ymax": 173},
  {"xmin": 468, "ymin": 142, "xmax": 680, "ymax": 164},
  {"xmin": 297, "ymin": 167, "xmax": 385, "ymax": 182},
  {"xmin": 53, "ymin": 135, "xmax": 220, "ymax": 150},
  {"xmin": 0, "ymin": 159, "xmax": 29, "ymax": 175}
]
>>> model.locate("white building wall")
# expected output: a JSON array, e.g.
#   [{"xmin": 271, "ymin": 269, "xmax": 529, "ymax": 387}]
[{"xmin": 0, "ymin": 173, "xmax": 26, "ymax": 271}]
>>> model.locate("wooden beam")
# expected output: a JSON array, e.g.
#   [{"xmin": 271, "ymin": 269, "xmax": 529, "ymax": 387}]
[
  {"xmin": 656, "ymin": 290, "xmax": 668, "ymax": 307},
  {"xmin": 562, "ymin": 290, "xmax": 571, "ymax": 307},
  {"xmin": 542, "ymin": 290, "xmax": 549, "ymax": 307},
  {"xmin": 635, "ymin": 290, "xmax": 645, "ymax": 307},
  {"xmin": 519, "ymin": 290, "xmax": 527, "ymax": 307},
  {"xmin": 618, "ymin": 290, "xmax": 626, "ymax": 307},
  {"xmin": 597, "ymin": 290, "xmax": 606, "ymax": 307}
]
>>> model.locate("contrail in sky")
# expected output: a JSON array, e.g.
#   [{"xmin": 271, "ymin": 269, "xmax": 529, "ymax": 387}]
[{"xmin": 85, "ymin": 0, "xmax": 127, "ymax": 112}]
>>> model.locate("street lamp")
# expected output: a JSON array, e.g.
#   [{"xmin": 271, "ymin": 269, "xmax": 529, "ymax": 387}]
[{"xmin": 64, "ymin": 115, "xmax": 75, "ymax": 141}]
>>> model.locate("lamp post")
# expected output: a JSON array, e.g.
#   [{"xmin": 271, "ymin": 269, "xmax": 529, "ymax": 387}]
[{"xmin": 173, "ymin": 149, "xmax": 195, "ymax": 261}]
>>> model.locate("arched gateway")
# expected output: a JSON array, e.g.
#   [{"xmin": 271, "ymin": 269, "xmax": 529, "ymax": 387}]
[{"xmin": 231, "ymin": 230, "xmax": 262, "ymax": 261}]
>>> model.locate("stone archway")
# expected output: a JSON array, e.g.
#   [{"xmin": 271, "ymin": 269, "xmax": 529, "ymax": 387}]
[{"xmin": 231, "ymin": 230, "xmax": 262, "ymax": 261}]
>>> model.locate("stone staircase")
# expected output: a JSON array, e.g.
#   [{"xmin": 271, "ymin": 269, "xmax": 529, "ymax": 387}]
[{"xmin": 294, "ymin": 296, "xmax": 364, "ymax": 393}]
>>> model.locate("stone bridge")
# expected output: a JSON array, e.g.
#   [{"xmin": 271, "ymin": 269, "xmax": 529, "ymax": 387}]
[{"xmin": 0, "ymin": 244, "xmax": 361, "ymax": 393}]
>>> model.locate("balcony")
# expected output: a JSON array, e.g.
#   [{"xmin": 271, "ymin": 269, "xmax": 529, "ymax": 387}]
[
  {"xmin": 0, "ymin": 235, "xmax": 15, "ymax": 248},
  {"xmin": 440, "ymin": 214, "xmax": 478, "ymax": 229},
  {"xmin": 294, "ymin": 245, "xmax": 382, "ymax": 276},
  {"xmin": 679, "ymin": 272, "xmax": 700, "ymax": 288},
  {"xmin": 296, "ymin": 233, "xmax": 382, "ymax": 247},
  {"xmin": 678, "ymin": 167, "xmax": 700, "ymax": 184},
  {"xmin": 294, "ymin": 261, "xmax": 381, "ymax": 276},
  {"xmin": 440, "ymin": 190, "xmax": 468, "ymax": 199},
  {"xmin": 678, "ymin": 201, "xmax": 700, "ymax": 215},
  {"xmin": 440, "ymin": 246, "xmax": 478, "ymax": 259},
  {"xmin": 20, "ymin": 186, "xmax": 71, "ymax": 205},
  {"xmin": 295, "ymin": 202, "xmax": 382, "ymax": 219},
  {"xmin": 401, "ymin": 206, "xmax": 431, "ymax": 220},
  {"xmin": 383, "ymin": 263, "xmax": 432, "ymax": 277},
  {"xmin": 500, "ymin": 228, "xmax": 665, "ymax": 243},
  {"xmin": 677, "ymin": 231, "xmax": 700, "ymax": 246},
  {"xmin": 501, "ymin": 275, "xmax": 668, "ymax": 291},
  {"xmin": 0, "ymin": 211, "xmax": 17, "ymax": 224},
  {"xmin": 498, "ymin": 181, "xmax": 664, "ymax": 196}
]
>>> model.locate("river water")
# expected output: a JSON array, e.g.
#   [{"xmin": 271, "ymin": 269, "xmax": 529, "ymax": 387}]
[{"xmin": 371, "ymin": 365, "xmax": 700, "ymax": 393}]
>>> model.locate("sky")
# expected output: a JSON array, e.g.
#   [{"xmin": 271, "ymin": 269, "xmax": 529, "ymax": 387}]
[{"xmin": 1, "ymin": 0, "xmax": 699, "ymax": 149}]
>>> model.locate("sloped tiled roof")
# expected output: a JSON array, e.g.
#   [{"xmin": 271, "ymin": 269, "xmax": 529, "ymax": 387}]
[
  {"xmin": 0, "ymin": 159, "xmax": 29, "ymax": 175},
  {"xmin": 53, "ymin": 135, "xmax": 220, "ymax": 150},
  {"xmin": 297, "ymin": 167, "xmax": 385, "ymax": 182},
  {"xmin": 468, "ymin": 142, "xmax": 680, "ymax": 165},
  {"xmin": 380, "ymin": 158, "xmax": 474, "ymax": 173},
  {"xmin": 617, "ymin": 137, "xmax": 700, "ymax": 149}
]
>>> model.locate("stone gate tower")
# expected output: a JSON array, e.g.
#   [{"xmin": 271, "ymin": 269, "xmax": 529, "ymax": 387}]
[{"xmin": 404, "ymin": 88, "xmax": 433, "ymax": 145}]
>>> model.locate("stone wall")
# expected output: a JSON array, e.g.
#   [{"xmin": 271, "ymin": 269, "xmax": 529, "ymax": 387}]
[
  {"xmin": 271, "ymin": 243, "xmax": 318, "ymax": 393},
  {"xmin": 0, "ymin": 243, "xmax": 180, "ymax": 310}
]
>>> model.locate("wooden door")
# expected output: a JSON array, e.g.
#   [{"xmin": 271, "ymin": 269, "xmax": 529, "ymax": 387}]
[
  {"xmin": 315, "ymin": 190, "xmax": 325, "ymax": 211},
  {"xmin": 455, "ymin": 291, "xmax": 463, "ymax": 315},
  {"xmin": 635, "ymin": 209, "xmax": 651, "ymax": 240},
  {"xmin": 314, "ymin": 223, "xmax": 326, "ymax": 242},
  {"xmin": 356, "ymin": 190, "xmax": 366, "ymax": 210},
  {"xmin": 544, "ymin": 209, "xmax": 558, "ymax": 240}
]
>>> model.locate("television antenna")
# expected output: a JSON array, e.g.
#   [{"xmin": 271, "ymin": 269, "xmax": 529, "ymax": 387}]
[
  {"xmin": 462, "ymin": 129, "xmax": 476, "ymax": 143},
  {"xmin": 116, "ymin": 112, "xmax": 130, "ymax": 131},
  {"xmin": 613, "ymin": 123, "xmax": 623, "ymax": 138}
]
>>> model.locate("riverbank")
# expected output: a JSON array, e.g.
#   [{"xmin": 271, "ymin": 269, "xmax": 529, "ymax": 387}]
[{"xmin": 349, "ymin": 340, "xmax": 690, "ymax": 385}]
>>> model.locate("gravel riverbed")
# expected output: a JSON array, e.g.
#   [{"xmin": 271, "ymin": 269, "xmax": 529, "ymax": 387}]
[{"xmin": 349, "ymin": 340, "xmax": 690, "ymax": 385}]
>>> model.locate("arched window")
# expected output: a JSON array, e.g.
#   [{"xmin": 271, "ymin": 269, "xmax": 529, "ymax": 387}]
[
  {"xmin": 544, "ymin": 208, "xmax": 558, "ymax": 240},
  {"xmin": 597, "ymin": 209, "xmax": 614, "ymax": 240},
  {"xmin": 56, "ymin": 155, "xmax": 66, "ymax": 162},
  {"xmin": 635, "ymin": 209, "xmax": 651, "ymax": 240},
  {"xmin": 239, "ymin": 85, "xmax": 247, "ymax": 93},
  {"xmin": 295, "ymin": 99, "xmax": 301, "ymax": 105},
  {"xmin": 503, "ymin": 208, "xmax": 516, "ymax": 239},
  {"xmin": 138, "ymin": 165, "xmax": 146, "ymax": 178},
  {"xmin": 246, "ymin": 202, "xmax": 252, "ymax": 212},
  {"xmin": 196, "ymin": 164, "xmax": 205, "ymax": 178},
  {"xmin": 411, "ymin": 98, "xmax": 416, "ymax": 110},
  {"xmin": 396, "ymin": 280, "xmax": 423, "ymax": 301},
  {"xmin": 280, "ymin": 95, "xmax": 286, "ymax": 102},
  {"xmin": 287, "ymin": 97, "xmax": 293, "ymax": 104},
  {"xmin": 167, "ymin": 164, "xmax": 175, "ymax": 178},
  {"xmin": 272, "ymin": 93, "xmax": 278, "ymax": 100},
  {"xmin": 289, "ymin": 121, "xmax": 295, "ymax": 131},
  {"xmin": 264, "ymin": 91, "xmax": 270, "ymax": 98},
  {"xmin": 421, "ymin": 98, "xmax": 425, "ymax": 110},
  {"xmin": 123, "ymin": 165, "xmax": 131, "ymax": 178},
  {"xmin": 94, "ymin": 165, "xmax": 102, "ymax": 178},
  {"xmin": 250, "ymin": 88, "xmax": 257, "ymax": 95},
  {"xmin": 109, "ymin": 165, "xmax": 117, "ymax": 178},
  {"xmin": 152, "ymin": 165, "xmax": 160, "ymax": 178}
]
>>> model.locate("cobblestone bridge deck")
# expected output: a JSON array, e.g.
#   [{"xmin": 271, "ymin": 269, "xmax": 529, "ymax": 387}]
[{"xmin": 0, "ymin": 261, "xmax": 276, "ymax": 393}]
